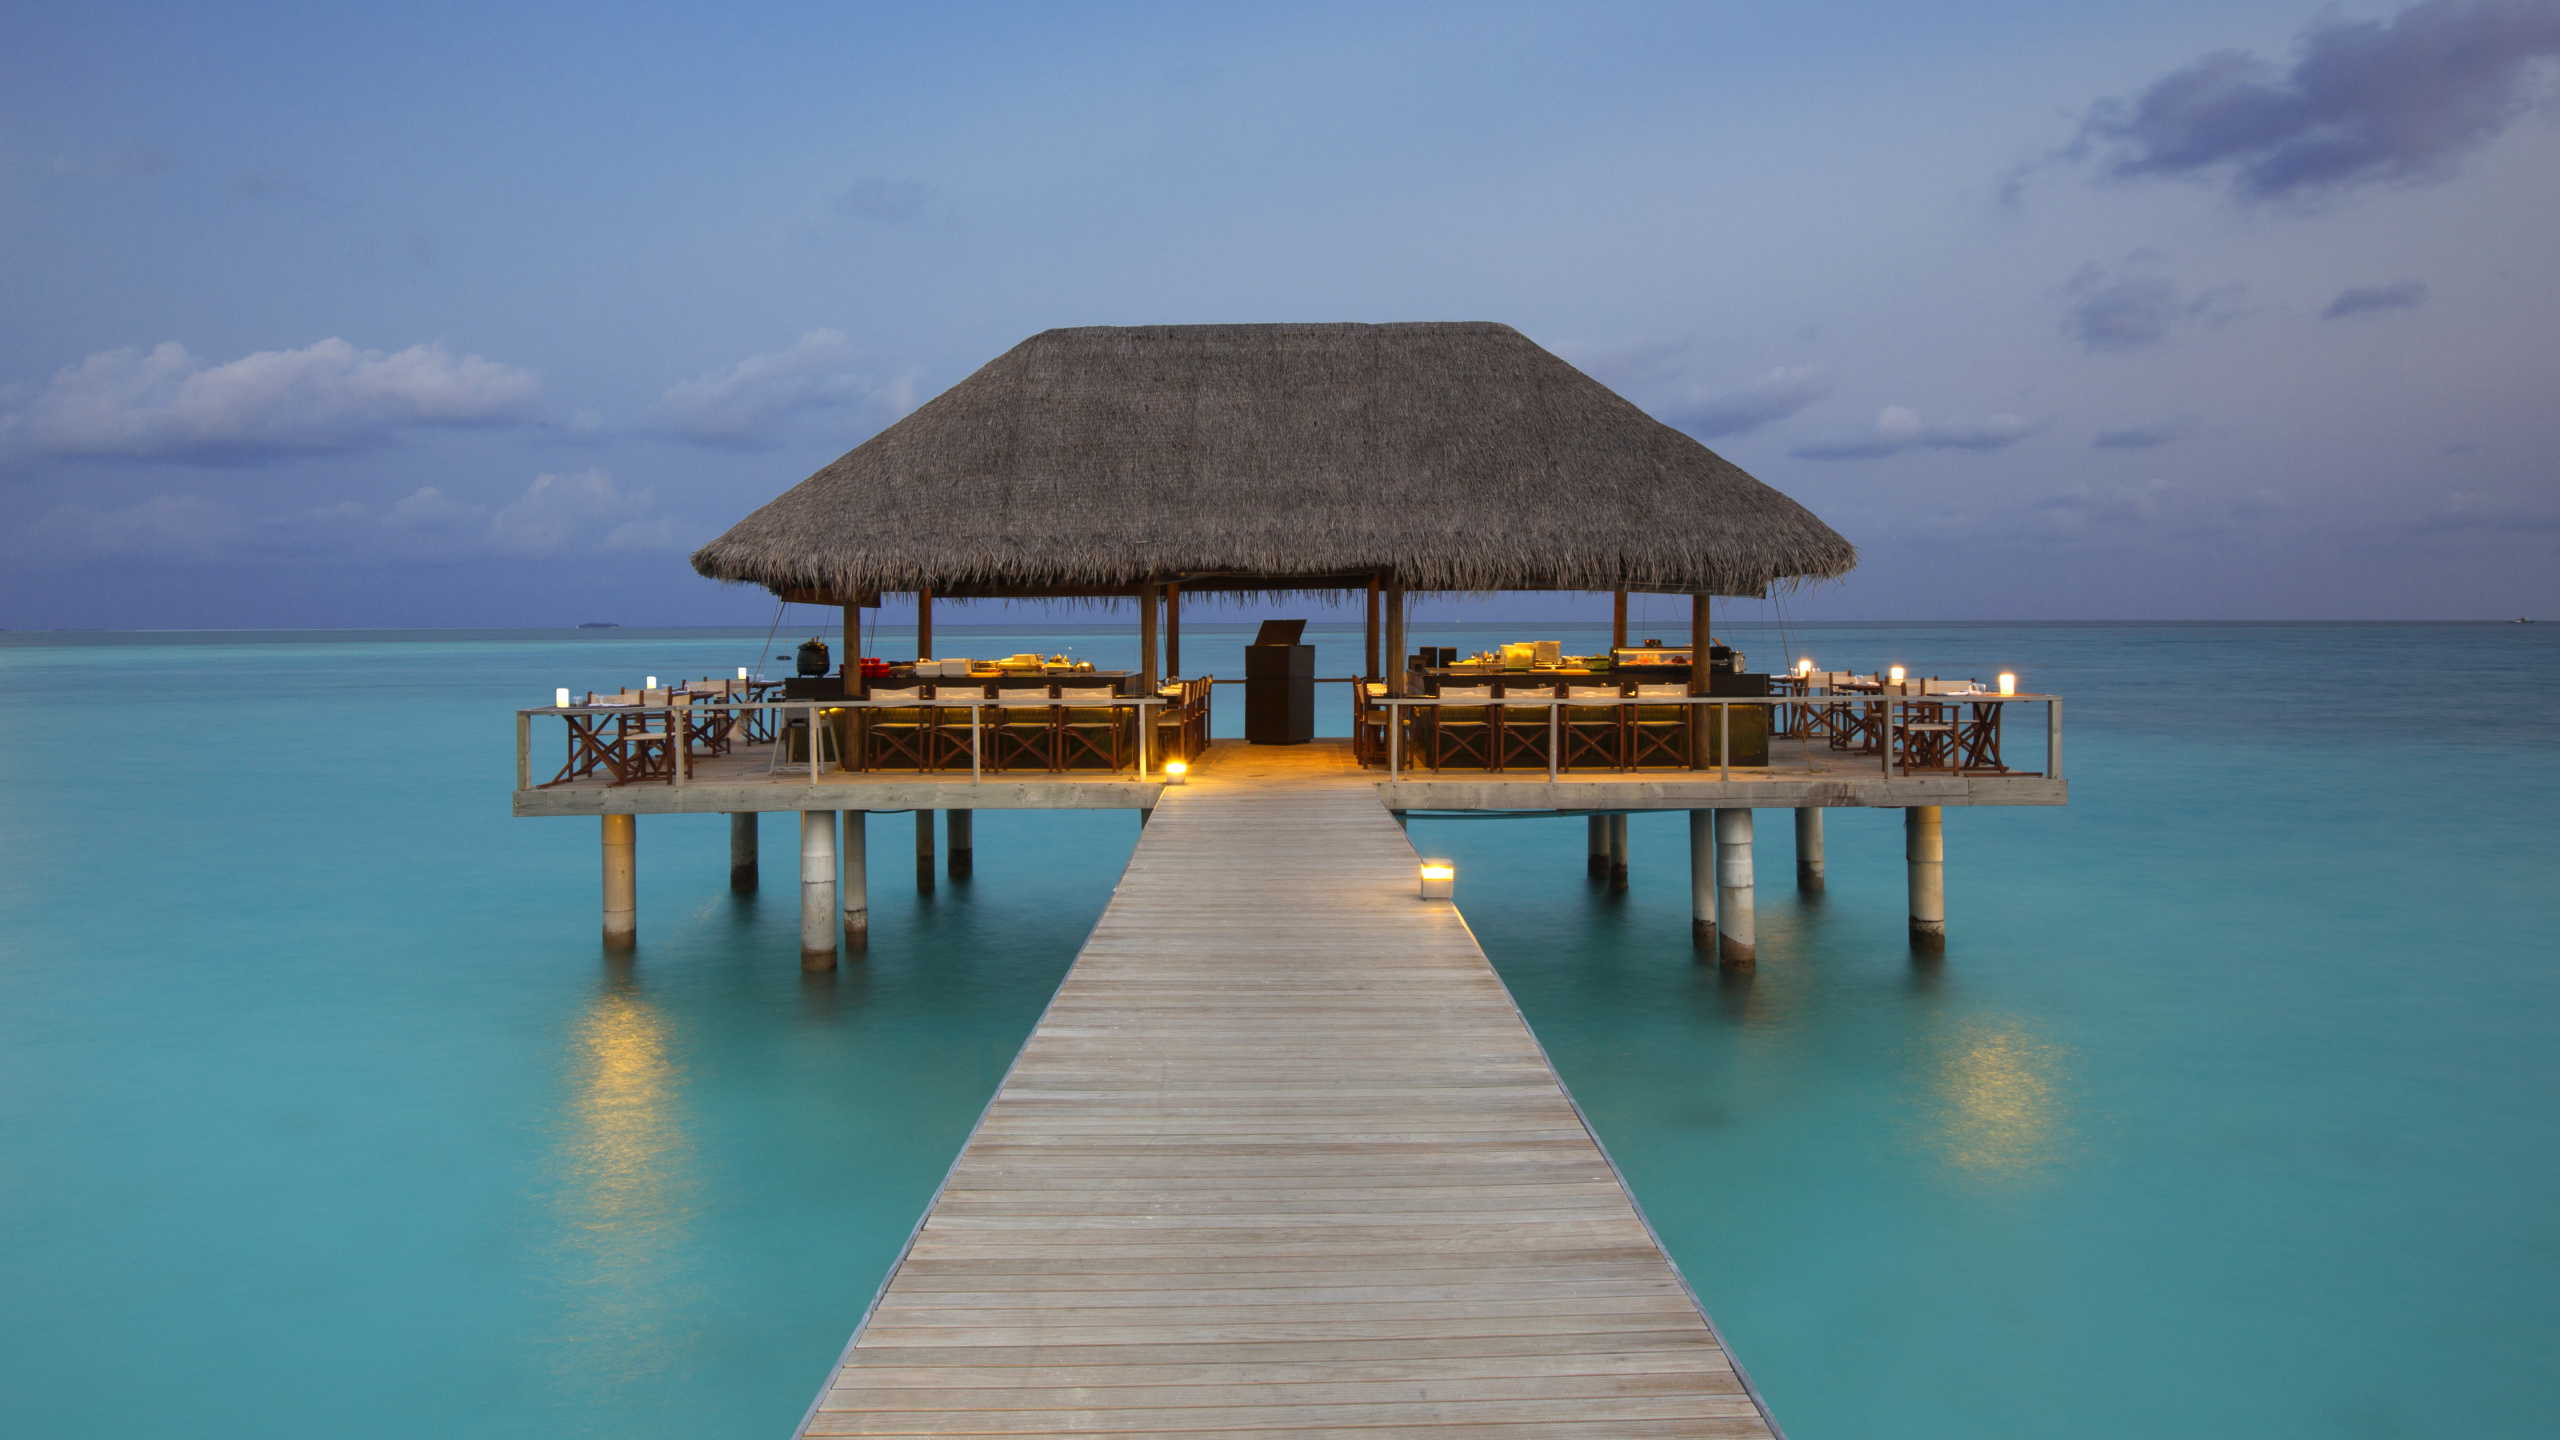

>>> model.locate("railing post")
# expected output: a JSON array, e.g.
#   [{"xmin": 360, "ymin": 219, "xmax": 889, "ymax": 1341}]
[
  {"xmin": 516, "ymin": 711, "xmax": 531, "ymax": 792},
  {"xmin": 2048, "ymin": 698, "xmax": 2063, "ymax": 779}
]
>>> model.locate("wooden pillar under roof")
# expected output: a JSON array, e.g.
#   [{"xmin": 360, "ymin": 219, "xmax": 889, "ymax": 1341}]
[
  {"xmin": 1689, "ymin": 593, "xmax": 1711, "ymax": 769},
  {"xmin": 916, "ymin": 588, "xmax": 934, "ymax": 661},
  {"xmin": 1612, "ymin": 591, "xmax": 1629, "ymax": 651},
  {"xmin": 1365, "ymin": 575, "xmax": 1381, "ymax": 678},
  {"xmin": 1139, "ymin": 583, "xmax": 1160, "ymax": 692},
  {"xmin": 1165, "ymin": 583, "xmax": 1181, "ymax": 679},
  {"xmin": 843, "ymin": 599, "xmax": 860, "ymax": 670},
  {"xmin": 1384, "ymin": 580, "xmax": 1406, "ymax": 696}
]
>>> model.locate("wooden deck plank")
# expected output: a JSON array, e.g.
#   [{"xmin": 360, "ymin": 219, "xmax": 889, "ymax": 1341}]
[{"xmin": 796, "ymin": 743, "xmax": 1776, "ymax": 1439}]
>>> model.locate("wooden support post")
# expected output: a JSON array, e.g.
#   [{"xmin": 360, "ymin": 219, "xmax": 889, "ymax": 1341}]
[
  {"xmin": 601, "ymin": 813, "xmax": 636, "ymax": 950},
  {"xmin": 1715, "ymin": 808, "xmax": 1755, "ymax": 967},
  {"xmin": 915, "ymin": 810, "xmax": 936, "ymax": 894},
  {"xmin": 1139, "ymin": 583, "xmax": 1160, "ymax": 693},
  {"xmin": 1587, "ymin": 815, "xmax": 1608, "ymax": 878},
  {"xmin": 1612, "ymin": 591, "xmax": 1628, "ymax": 651},
  {"xmin": 1385, "ymin": 582, "xmax": 1407, "ymax": 696},
  {"xmin": 800, "ymin": 811, "xmax": 837, "ymax": 970},
  {"xmin": 1907, "ymin": 805, "xmax": 1945, "ymax": 952},
  {"xmin": 728, "ymin": 811, "xmax": 758, "ymax": 891},
  {"xmin": 1688, "ymin": 593, "xmax": 1710, "ymax": 768},
  {"xmin": 844, "ymin": 600, "xmax": 860, "ymax": 672},
  {"xmin": 1365, "ymin": 575, "xmax": 1382, "ymax": 679},
  {"xmin": 1795, "ymin": 807, "xmax": 1826, "ymax": 893},
  {"xmin": 1165, "ymin": 584, "xmax": 1181, "ymax": 679},
  {"xmin": 916, "ymin": 588, "xmax": 933, "ymax": 661},
  {"xmin": 1689, "ymin": 810, "xmax": 1716, "ymax": 953},
  {"xmin": 948, "ymin": 808, "xmax": 973, "ymax": 878},
  {"xmin": 842, "ymin": 811, "xmax": 867, "ymax": 952},
  {"xmin": 1606, "ymin": 813, "xmax": 1629, "ymax": 892}
]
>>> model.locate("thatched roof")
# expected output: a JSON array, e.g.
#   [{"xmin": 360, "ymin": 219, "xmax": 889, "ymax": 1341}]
[{"xmin": 690, "ymin": 322, "xmax": 1855, "ymax": 599}]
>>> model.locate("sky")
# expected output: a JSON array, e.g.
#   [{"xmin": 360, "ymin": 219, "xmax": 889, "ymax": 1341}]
[{"xmin": 2, "ymin": 0, "xmax": 2555, "ymax": 628}]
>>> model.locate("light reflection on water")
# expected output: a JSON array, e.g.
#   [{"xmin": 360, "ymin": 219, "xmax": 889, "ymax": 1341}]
[
  {"xmin": 543, "ymin": 975, "xmax": 696, "ymax": 1387},
  {"xmin": 1926, "ymin": 1017, "xmax": 2070, "ymax": 1175}
]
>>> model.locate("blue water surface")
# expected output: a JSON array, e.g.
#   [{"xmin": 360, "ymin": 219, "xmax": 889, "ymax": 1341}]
[{"xmin": 2, "ymin": 621, "xmax": 2553, "ymax": 1438}]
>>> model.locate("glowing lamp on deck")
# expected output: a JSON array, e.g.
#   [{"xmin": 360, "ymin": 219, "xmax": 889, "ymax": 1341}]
[
  {"xmin": 555, "ymin": 688, "xmax": 571, "ymax": 708},
  {"xmin": 1998, "ymin": 672, "xmax": 2017, "ymax": 696},
  {"xmin": 1888, "ymin": 665, "xmax": 1906, "ymax": 684},
  {"xmin": 1419, "ymin": 861, "xmax": 1455, "ymax": 900},
  {"xmin": 1163, "ymin": 759, "xmax": 1189, "ymax": 786},
  {"xmin": 646, "ymin": 676, "xmax": 658, "ymax": 689},
  {"xmin": 1796, "ymin": 657, "xmax": 1814, "ymax": 677},
  {"xmin": 737, "ymin": 666, "xmax": 749, "ymax": 680}
]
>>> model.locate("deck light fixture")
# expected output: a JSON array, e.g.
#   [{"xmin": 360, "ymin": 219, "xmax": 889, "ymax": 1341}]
[
  {"xmin": 1796, "ymin": 657, "xmax": 1814, "ymax": 677},
  {"xmin": 1163, "ymin": 759, "xmax": 1188, "ymax": 785},
  {"xmin": 556, "ymin": 688, "xmax": 571, "ymax": 708},
  {"xmin": 1888, "ymin": 665, "xmax": 1905, "ymax": 684},
  {"xmin": 1998, "ymin": 672, "xmax": 2017, "ymax": 696},
  {"xmin": 1419, "ymin": 861, "xmax": 1455, "ymax": 899},
  {"xmin": 737, "ymin": 667, "xmax": 749, "ymax": 680},
  {"xmin": 646, "ymin": 676, "xmax": 659, "ymax": 689}
]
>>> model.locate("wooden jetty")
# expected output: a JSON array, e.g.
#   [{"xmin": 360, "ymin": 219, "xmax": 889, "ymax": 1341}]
[{"xmin": 797, "ymin": 741, "xmax": 1780, "ymax": 1439}]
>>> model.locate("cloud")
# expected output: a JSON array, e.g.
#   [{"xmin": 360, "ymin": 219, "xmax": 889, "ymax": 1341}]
[
  {"xmin": 384, "ymin": 485, "xmax": 488, "ymax": 534},
  {"xmin": 1663, "ymin": 365, "xmax": 1836, "ymax": 439},
  {"xmin": 29, "ymin": 494, "xmax": 245, "ymax": 560},
  {"xmin": 838, "ymin": 177, "xmax": 930, "ymax": 223},
  {"xmin": 651, "ymin": 330, "xmax": 917, "ymax": 447},
  {"xmin": 2094, "ymin": 418, "xmax": 2193, "ymax": 449},
  {"xmin": 1791, "ymin": 406, "xmax": 2045, "ymax": 460},
  {"xmin": 0, "ymin": 339, "xmax": 542, "ymax": 463},
  {"xmin": 487, "ymin": 469, "xmax": 671, "ymax": 557},
  {"xmin": 2059, "ymin": 259, "xmax": 2248, "ymax": 353},
  {"xmin": 2075, "ymin": 0, "xmax": 2560, "ymax": 202},
  {"xmin": 2322, "ymin": 279, "xmax": 2431, "ymax": 318}
]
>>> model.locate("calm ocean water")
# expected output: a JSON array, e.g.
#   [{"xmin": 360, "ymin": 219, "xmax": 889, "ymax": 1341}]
[{"xmin": 2, "ymin": 621, "xmax": 2553, "ymax": 1438}]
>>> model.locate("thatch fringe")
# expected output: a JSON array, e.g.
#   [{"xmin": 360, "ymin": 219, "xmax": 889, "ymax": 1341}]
[{"xmin": 691, "ymin": 323, "xmax": 1856, "ymax": 598}]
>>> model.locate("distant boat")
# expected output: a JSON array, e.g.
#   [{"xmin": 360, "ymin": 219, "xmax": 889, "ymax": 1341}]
[
  {"xmin": 2518, "ymin": 617, "xmax": 2535, "ymax": 624},
  {"xmin": 576, "ymin": 622, "xmax": 620, "ymax": 629}
]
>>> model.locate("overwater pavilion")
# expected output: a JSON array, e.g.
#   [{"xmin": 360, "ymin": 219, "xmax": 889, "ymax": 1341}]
[
  {"xmin": 518, "ymin": 321, "xmax": 2063, "ymax": 962},
  {"xmin": 510, "ymin": 322, "xmax": 2066, "ymax": 1437}
]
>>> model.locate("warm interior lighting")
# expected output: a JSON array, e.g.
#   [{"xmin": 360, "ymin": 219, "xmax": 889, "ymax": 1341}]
[
  {"xmin": 1998, "ymin": 672, "xmax": 2017, "ymax": 695},
  {"xmin": 1888, "ymin": 665, "xmax": 1906, "ymax": 683},
  {"xmin": 1419, "ymin": 861, "xmax": 1455, "ymax": 899}
]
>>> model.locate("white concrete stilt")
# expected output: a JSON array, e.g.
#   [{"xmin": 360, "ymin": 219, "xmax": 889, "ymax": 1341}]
[
  {"xmin": 1794, "ymin": 807, "xmax": 1825, "ymax": 894},
  {"xmin": 1907, "ymin": 805, "xmax": 1945, "ymax": 952},
  {"xmin": 948, "ymin": 808, "xmax": 973, "ymax": 878},
  {"xmin": 1715, "ymin": 808, "xmax": 1755, "ymax": 967},
  {"xmin": 800, "ymin": 810, "xmax": 837, "ymax": 970},
  {"xmin": 915, "ymin": 810, "xmax": 935, "ymax": 894},
  {"xmin": 1588, "ymin": 815, "xmax": 1608, "ymax": 878},
  {"xmin": 601, "ymin": 813, "xmax": 636, "ymax": 950},
  {"xmin": 1606, "ymin": 813, "xmax": 1629, "ymax": 893},
  {"xmin": 1688, "ymin": 809, "xmax": 1716, "ymax": 954},
  {"xmin": 728, "ymin": 811, "xmax": 758, "ymax": 891},
  {"xmin": 842, "ymin": 811, "xmax": 867, "ymax": 953}
]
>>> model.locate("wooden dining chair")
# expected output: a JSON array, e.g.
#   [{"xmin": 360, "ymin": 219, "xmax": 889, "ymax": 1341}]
[
  {"xmin": 1427, "ymin": 686, "xmax": 1496, "ymax": 771},
  {"xmin": 1056, "ymin": 686, "xmax": 1128, "ymax": 770},
  {"xmin": 989, "ymin": 681, "xmax": 1061, "ymax": 772},
  {"xmin": 1561, "ymin": 685, "xmax": 1628, "ymax": 772},
  {"xmin": 1628, "ymin": 683, "xmax": 1692, "ymax": 768},
  {"xmin": 1495, "ymin": 684, "xmax": 1557, "ymax": 773},
  {"xmin": 861, "ymin": 686, "xmax": 934, "ymax": 771}
]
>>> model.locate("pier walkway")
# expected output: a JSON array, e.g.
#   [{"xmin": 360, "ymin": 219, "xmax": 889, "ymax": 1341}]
[{"xmin": 798, "ymin": 743, "xmax": 1778, "ymax": 1438}]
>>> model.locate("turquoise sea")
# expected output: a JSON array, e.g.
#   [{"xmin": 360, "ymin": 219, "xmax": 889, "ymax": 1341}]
[{"xmin": 3, "ymin": 621, "xmax": 2554, "ymax": 1438}]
